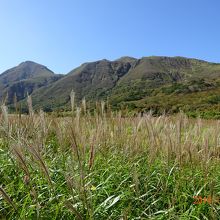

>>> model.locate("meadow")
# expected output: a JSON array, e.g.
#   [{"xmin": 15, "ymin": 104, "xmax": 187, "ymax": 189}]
[{"xmin": 1, "ymin": 96, "xmax": 220, "ymax": 219}]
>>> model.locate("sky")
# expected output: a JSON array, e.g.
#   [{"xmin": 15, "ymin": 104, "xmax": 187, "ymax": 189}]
[{"xmin": 0, "ymin": 0, "xmax": 220, "ymax": 74}]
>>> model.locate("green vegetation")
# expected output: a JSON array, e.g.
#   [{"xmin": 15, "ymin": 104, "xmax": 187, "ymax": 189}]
[{"xmin": 1, "ymin": 96, "xmax": 220, "ymax": 219}]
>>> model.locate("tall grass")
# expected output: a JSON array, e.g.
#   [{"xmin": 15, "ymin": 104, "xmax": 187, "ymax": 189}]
[{"xmin": 1, "ymin": 96, "xmax": 220, "ymax": 219}]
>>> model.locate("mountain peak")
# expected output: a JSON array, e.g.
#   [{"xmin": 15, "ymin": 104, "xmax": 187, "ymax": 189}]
[
  {"xmin": 0, "ymin": 60, "xmax": 54, "ymax": 85},
  {"xmin": 19, "ymin": 60, "xmax": 39, "ymax": 65},
  {"xmin": 17, "ymin": 60, "xmax": 53, "ymax": 73},
  {"xmin": 0, "ymin": 61, "xmax": 60, "ymax": 104},
  {"xmin": 115, "ymin": 56, "xmax": 137, "ymax": 62}
]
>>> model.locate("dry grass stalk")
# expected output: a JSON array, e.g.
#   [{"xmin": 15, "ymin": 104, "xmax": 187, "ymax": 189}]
[
  {"xmin": 101, "ymin": 100, "xmax": 105, "ymax": 117},
  {"xmin": 39, "ymin": 109, "xmax": 46, "ymax": 135},
  {"xmin": 12, "ymin": 144, "xmax": 30, "ymax": 178},
  {"xmin": 89, "ymin": 136, "xmax": 96, "ymax": 170},
  {"xmin": 27, "ymin": 95, "xmax": 34, "ymax": 117},
  {"xmin": 76, "ymin": 107, "xmax": 81, "ymax": 130},
  {"xmin": 25, "ymin": 142, "xmax": 52, "ymax": 185},
  {"xmin": 82, "ymin": 97, "xmax": 86, "ymax": 114},
  {"xmin": 70, "ymin": 90, "xmax": 75, "ymax": 113},
  {"xmin": 1, "ymin": 104, "xmax": 9, "ymax": 130},
  {"xmin": 0, "ymin": 186, "xmax": 17, "ymax": 211},
  {"xmin": 65, "ymin": 201, "xmax": 83, "ymax": 220}
]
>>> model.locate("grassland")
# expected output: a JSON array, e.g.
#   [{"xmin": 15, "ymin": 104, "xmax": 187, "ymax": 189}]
[{"xmin": 1, "ymin": 96, "xmax": 220, "ymax": 219}]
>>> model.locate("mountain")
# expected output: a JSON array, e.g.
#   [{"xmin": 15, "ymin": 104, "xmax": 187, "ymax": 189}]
[
  {"xmin": 30, "ymin": 56, "xmax": 220, "ymax": 117},
  {"xmin": 2, "ymin": 56, "xmax": 220, "ymax": 118},
  {"xmin": 0, "ymin": 61, "xmax": 62, "ymax": 104},
  {"xmin": 31, "ymin": 58, "xmax": 136, "ymax": 110}
]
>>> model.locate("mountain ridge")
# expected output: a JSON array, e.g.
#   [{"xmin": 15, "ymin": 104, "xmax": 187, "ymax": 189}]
[{"xmin": 2, "ymin": 56, "xmax": 220, "ymax": 118}]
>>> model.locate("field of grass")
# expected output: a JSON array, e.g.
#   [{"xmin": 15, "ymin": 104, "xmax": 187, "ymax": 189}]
[{"xmin": 1, "ymin": 96, "xmax": 220, "ymax": 219}]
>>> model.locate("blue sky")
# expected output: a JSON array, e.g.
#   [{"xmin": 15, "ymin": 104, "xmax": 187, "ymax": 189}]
[{"xmin": 0, "ymin": 0, "xmax": 219, "ymax": 74}]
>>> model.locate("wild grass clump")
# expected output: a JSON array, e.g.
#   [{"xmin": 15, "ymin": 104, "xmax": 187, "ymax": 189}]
[{"xmin": 1, "ymin": 95, "xmax": 220, "ymax": 219}]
